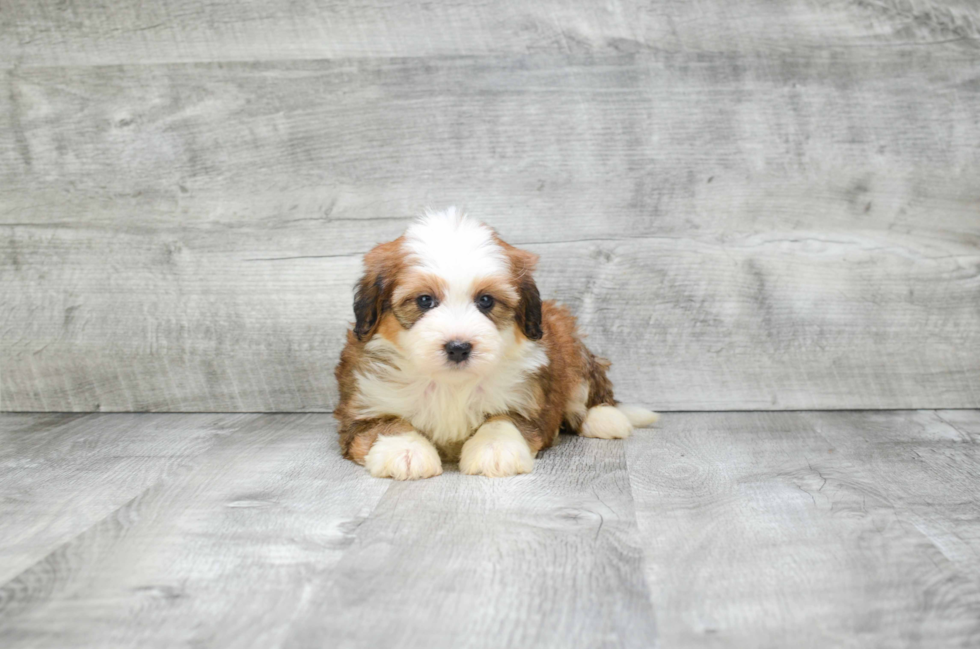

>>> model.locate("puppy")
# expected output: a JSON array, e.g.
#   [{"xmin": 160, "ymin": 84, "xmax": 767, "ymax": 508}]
[{"xmin": 334, "ymin": 208, "xmax": 658, "ymax": 479}]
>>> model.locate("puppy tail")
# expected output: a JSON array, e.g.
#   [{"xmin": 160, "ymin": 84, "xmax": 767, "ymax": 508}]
[{"xmin": 616, "ymin": 404, "xmax": 660, "ymax": 428}]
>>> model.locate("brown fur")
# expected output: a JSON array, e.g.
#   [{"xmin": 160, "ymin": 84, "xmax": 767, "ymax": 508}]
[
  {"xmin": 335, "ymin": 225, "xmax": 620, "ymax": 466},
  {"xmin": 351, "ymin": 237, "xmax": 406, "ymax": 341},
  {"xmin": 342, "ymin": 416, "xmax": 416, "ymax": 465},
  {"xmin": 376, "ymin": 312, "xmax": 406, "ymax": 346},
  {"xmin": 391, "ymin": 271, "xmax": 449, "ymax": 328},
  {"xmin": 334, "ymin": 330, "xmax": 369, "ymax": 458},
  {"xmin": 493, "ymin": 233, "xmax": 544, "ymax": 340},
  {"xmin": 503, "ymin": 301, "xmax": 617, "ymax": 453}
]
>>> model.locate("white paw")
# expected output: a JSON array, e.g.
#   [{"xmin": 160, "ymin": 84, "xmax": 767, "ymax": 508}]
[
  {"xmin": 580, "ymin": 405, "xmax": 633, "ymax": 439},
  {"xmin": 365, "ymin": 431, "xmax": 443, "ymax": 480},
  {"xmin": 459, "ymin": 420, "xmax": 534, "ymax": 477}
]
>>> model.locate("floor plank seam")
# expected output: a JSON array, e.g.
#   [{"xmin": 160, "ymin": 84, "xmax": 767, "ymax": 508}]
[
  {"xmin": 0, "ymin": 414, "xmax": 256, "ymax": 594},
  {"xmin": 932, "ymin": 411, "xmax": 977, "ymax": 442},
  {"xmin": 0, "ymin": 485, "xmax": 150, "ymax": 609}
]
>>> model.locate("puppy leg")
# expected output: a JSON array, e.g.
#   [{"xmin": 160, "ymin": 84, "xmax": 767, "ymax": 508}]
[
  {"xmin": 366, "ymin": 432, "xmax": 443, "ymax": 480},
  {"xmin": 342, "ymin": 417, "xmax": 442, "ymax": 480},
  {"xmin": 460, "ymin": 416, "xmax": 535, "ymax": 478},
  {"xmin": 577, "ymin": 348, "xmax": 658, "ymax": 439},
  {"xmin": 580, "ymin": 404, "xmax": 634, "ymax": 439}
]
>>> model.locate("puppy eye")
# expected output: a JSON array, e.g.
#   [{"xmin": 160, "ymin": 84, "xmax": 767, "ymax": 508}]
[
  {"xmin": 416, "ymin": 295, "xmax": 436, "ymax": 310},
  {"xmin": 476, "ymin": 294, "xmax": 494, "ymax": 311}
]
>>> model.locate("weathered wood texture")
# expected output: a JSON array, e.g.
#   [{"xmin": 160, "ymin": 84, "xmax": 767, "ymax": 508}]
[
  {"xmin": 3, "ymin": 0, "xmax": 980, "ymax": 66},
  {"xmin": 0, "ymin": 413, "xmax": 391, "ymax": 648},
  {"xmin": 2, "ymin": 2, "xmax": 980, "ymax": 412},
  {"xmin": 2, "ymin": 411, "xmax": 979, "ymax": 647},
  {"xmin": 630, "ymin": 410, "xmax": 980, "ymax": 648},
  {"xmin": 0, "ymin": 413, "xmax": 656, "ymax": 649},
  {"xmin": 0, "ymin": 412, "xmax": 255, "ymax": 584},
  {"xmin": 285, "ymin": 436, "xmax": 656, "ymax": 649}
]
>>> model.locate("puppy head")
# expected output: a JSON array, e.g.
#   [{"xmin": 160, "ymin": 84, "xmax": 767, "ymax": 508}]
[{"xmin": 351, "ymin": 208, "xmax": 542, "ymax": 379}]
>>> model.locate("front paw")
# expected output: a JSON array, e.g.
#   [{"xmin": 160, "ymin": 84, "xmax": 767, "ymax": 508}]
[
  {"xmin": 459, "ymin": 419, "xmax": 534, "ymax": 477},
  {"xmin": 365, "ymin": 431, "xmax": 443, "ymax": 480}
]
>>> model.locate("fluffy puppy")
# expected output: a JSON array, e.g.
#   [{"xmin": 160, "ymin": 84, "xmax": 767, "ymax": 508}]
[{"xmin": 335, "ymin": 208, "xmax": 657, "ymax": 479}]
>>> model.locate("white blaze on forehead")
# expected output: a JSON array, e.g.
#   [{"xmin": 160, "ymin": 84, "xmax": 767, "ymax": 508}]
[{"xmin": 403, "ymin": 208, "xmax": 507, "ymax": 294}]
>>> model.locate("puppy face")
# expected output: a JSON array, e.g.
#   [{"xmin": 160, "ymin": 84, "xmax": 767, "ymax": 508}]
[{"xmin": 352, "ymin": 209, "xmax": 542, "ymax": 380}]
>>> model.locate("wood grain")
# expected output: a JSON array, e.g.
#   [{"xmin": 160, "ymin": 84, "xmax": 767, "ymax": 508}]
[
  {"xmin": 1, "ymin": 0, "xmax": 977, "ymax": 67},
  {"xmin": 3, "ymin": 47, "xmax": 979, "ymax": 411},
  {"xmin": 3, "ymin": 411, "xmax": 980, "ymax": 647},
  {"xmin": 283, "ymin": 433, "xmax": 657, "ymax": 649},
  {"xmin": 0, "ymin": 414, "xmax": 391, "ymax": 648},
  {"xmin": 0, "ymin": 412, "xmax": 254, "ymax": 584},
  {"xmin": 628, "ymin": 410, "xmax": 980, "ymax": 648}
]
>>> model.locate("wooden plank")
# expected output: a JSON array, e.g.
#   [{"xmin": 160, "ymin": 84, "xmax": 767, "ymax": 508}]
[
  {"xmin": 865, "ymin": 409, "xmax": 980, "ymax": 584},
  {"xmin": 628, "ymin": 411, "xmax": 980, "ymax": 648},
  {"xmin": 2, "ymin": 50, "xmax": 979, "ymax": 411},
  {"xmin": 283, "ymin": 434, "xmax": 657, "ymax": 649},
  {"xmin": 0, "ymin": 412, "xmax": 254, "ymax": 584},
  {"xmin": 2, "ymin": 411, "xmax": 979, "ymax": 647},
  {"xmin": 2, "ymin": 0, "xmax": 977, "ymax": 68},
  {"xmin": 0, "ymin": 414, "xmax": 391, "ymax": 648},
  {"xmin": 934, "ymin": 409, "xmax": 980, "ymax": 443}
]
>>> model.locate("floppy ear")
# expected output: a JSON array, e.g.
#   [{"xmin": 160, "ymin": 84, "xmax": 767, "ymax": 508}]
[
  {"xmin": 352, "ymin": 239, "xmax": 403, "ymax": 341},
  {"xmin": 504, "ymin": 246, "xmax": 543, "ymax": 341},
  {"xmin": 352, "ymin": 273, "xmax": 384, "ymax": 341},
  {"xmin": 516, "ymin": 272, "xmax": 543, "ymax": 340}
]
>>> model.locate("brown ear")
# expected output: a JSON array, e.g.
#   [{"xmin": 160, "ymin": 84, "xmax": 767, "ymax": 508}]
[
  {"xmin": 501, "ymin": 244, "xmax": 543, "ymax": 341},
  {"xmin": 516, "ymin": 272, "xmax": 543, "ymax": 340},
  {"xmin": 352, "ymin": 238, "xmax": 403, "ymax": 341},
  {"xmin": 352, "ymin": 274, "xmax": 384, "ymax": 341}
]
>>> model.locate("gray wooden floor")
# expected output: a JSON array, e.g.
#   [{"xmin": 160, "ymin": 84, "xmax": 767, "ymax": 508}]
[{"xmin": 2, "ymin": 411, "xmax": 978, "ymax": 648}]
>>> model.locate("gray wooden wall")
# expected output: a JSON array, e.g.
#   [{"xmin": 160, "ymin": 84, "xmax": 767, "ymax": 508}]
[{"xmin": 2, "ymin": 0, "xmax": 979, "ymax": 412}]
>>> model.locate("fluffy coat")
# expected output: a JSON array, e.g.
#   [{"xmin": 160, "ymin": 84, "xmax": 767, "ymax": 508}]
[{"xmin": 335, "ymin": 209, "xmax": 656, "ymax": 479}]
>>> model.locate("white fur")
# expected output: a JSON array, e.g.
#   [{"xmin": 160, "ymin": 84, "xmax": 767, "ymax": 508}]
[
  {"xmin": 396, "ymin": 208, "xmax": 511, "ymax": 378},
  {"xmin": 395, "ymin": 292, "xmax": 507, "ymax": 378},
  {"xmin": 403, "ymin": 207, "xmax": 508, "ymax": 289},
  {"xmin": 616, "ymin": 404, "xmax": 660, "ymax": 428},
  {"xmin": 580, "ymin": 405, "xmax": 634, "ymax": 439},
  {"xmin": 364, "ymin": 431, "xmax": 443, "ymax": 480},
  {"xmin": 459, "ymin": 419, "xmax": 534, "ymax": 477},
  {"xmin": 354, "ymin": 208, "xmax": 548, "ymax": 448},
  {"xmin": 357, "ymin": 333, "xmax": 547, "ymax": 447}
]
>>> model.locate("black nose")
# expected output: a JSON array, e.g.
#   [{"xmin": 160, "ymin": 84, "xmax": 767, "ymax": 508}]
[{"xmin": 444, "ymin": 340, "xmax": 472, "ymax": 363}]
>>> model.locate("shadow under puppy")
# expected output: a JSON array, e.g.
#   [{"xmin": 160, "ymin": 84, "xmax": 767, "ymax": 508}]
[{"xmin": 335, "ymin": 208, "xmax": 658, "ymax": 479}]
